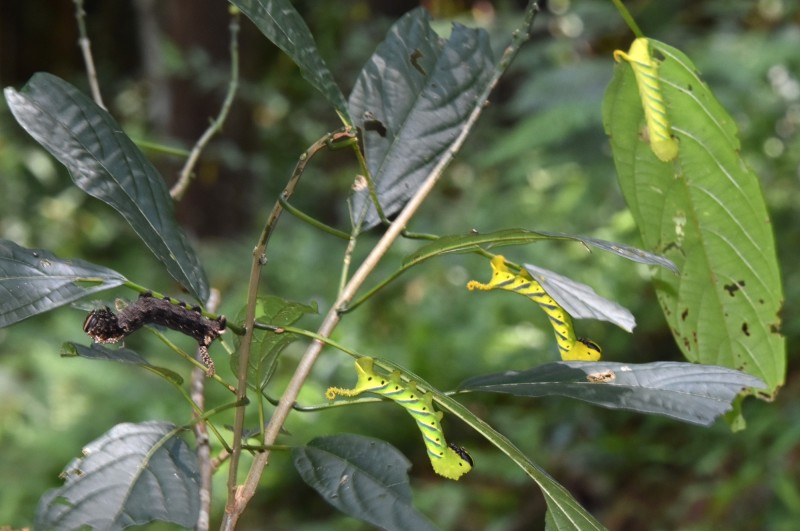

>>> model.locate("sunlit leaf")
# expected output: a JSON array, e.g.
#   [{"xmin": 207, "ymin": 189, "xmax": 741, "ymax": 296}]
[
  {"xmin": 292, "ymin": 434, "xmax": 438, "ymax": 531},
  {"xmin": 460, "ymin": 361, "xmax": 766, "ymax": 426},
  {"xmin": 35, "ymin": 421, "xmax": 199, "ymax": 530},
  {"xmin": 603, "ymin": 39, "xmax": 785, "ymax": 396},
  {"xmin": 5, "ymin": 73, "xmax": 209, "ymax": 302},
  {"xmin": 348, "ymin": 8, "xmax": 495, "ymax": 228},
  {"xmin": 0, "ymin": 240, "xmax": 126, "ymax": 328}
]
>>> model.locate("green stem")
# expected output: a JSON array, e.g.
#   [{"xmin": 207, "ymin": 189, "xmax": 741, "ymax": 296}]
[
  {"xmin": 277, "ymin": 195, "xmax": 350, "ymax": 239},
  {"xmin": 171, "ymin": 11, "xmax": 241, "ymax": 200},
  {"xmin": 610, "ymin": 0, "xmax": 643, "ymax": 38}
]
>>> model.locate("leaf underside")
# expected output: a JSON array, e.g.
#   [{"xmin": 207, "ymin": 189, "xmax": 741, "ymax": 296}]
[
  {"xmin": 0, "ymin": 239, "xmax": 126, "ymax": 328},
  {"xmin": 603, "ymin": 39, "xmax": 784, "ymax": 396},
  {"xmin": 461, "ymin": 361, "xmax": 766, "ymax": 426},
  {"xmin": 35, "ymin": 421, "xmax": 200, "ymax": 530},
  {"xmin": 348, "ymin": 8, "xmax": 495, "ymax": 229}
]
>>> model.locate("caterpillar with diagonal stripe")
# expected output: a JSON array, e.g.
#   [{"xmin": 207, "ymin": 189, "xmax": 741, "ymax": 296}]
[
  {"xmin": 467, "ymin": 255, "xmax": 602, "ymax": 361},
  {"xmin": 326, "ymin": 357, "xmax": 472, "ymax": 480},
  {"xmin": 613, "ymin": 37, "xmax": 678, "ymax": 162}
]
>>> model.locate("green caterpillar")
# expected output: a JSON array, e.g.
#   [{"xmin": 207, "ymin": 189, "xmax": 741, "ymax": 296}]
[
  {"xmin": 326, "ymin": 357, "xmax": 472, "ymax": 480},
  {"xmin": 614, "ymin": 37, "xmax": 678, "ymax": 162},
  {"xmin": 467, "ymin": 255, "xmax": 602, "ymax": 361}
]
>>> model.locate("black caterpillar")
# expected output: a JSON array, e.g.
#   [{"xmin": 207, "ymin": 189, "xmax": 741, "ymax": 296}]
[{"xmin": 83, "ymin": 292, "xmax": 226, "ymax": 375}]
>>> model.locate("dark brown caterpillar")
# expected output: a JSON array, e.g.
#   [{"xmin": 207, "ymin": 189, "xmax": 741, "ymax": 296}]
[{"xmin": 83, "ymin": 292, "xmax": 226, "ymax": 375}]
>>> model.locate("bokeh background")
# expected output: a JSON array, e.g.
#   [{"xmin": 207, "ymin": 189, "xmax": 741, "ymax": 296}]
[{"xmin": 1, "ymin": 1, "xmax": 798, "ymax": 529}]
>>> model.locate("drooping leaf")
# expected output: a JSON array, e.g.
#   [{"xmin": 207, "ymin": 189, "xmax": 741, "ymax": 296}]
[
  {"xmin": 603, "ymin": 39, "xmax": 785, "ymax": 396},
  {"xmin": 35, "ymin": 421, "xmax": 200, "ymax": 530},
  {"xmin": 230, "ymin": 295, "xmax": 317, "ymax": 390},
  {"xmin": 62, "ymin": 342, "xmax": 184, "ymax": 385},
  {"xmin": 292, "ymin": 434, "xmax": 438, "ymax": 531},
  {"xmin": 523, "ymin": 263, "xmax": 635, "ymax": 332},
  {"xmin": 5, "ymin": 73, "xmax": 209, "ymax": 302},
  {"xmin": 460, "ymin": 361, "xmax": 766, "ymax": 426},
  {"xmin": 403, "ymin": 229, "xmax": 677, "ymax": 272},
  {"xmin": 348, "ymin": 8, "xmax": 495, "ymax": 228},
  {"xmin": 231, "ymin": 0, "xmax": 350, "ymax": 124},
  {"xmin": 0, "ymin": 240, "xmax": 126, "ymax": 328}
]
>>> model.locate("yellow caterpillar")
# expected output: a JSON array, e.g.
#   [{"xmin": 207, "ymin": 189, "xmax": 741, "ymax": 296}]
[
  {"xmin": 467, "ymin": 255, "xmax": 602, "ymax": 361},
  {"xmin": 326, "ymin": 357, "xmax": 472, "ymax": 480},
  {"xmin": 614, "ymin": 38, "xmax": 678, "ymax": 162}
]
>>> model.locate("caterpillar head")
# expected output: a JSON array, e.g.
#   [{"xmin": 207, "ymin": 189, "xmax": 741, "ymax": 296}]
[{"xmin": 431, "ymin": 443, "xmax": 472, "ymax": 481}]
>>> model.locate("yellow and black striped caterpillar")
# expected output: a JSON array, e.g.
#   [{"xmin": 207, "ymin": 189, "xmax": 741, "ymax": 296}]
[
  {"xmin": 613, "ymin": 38, "xmax": 678, "ymax": 162},
  {"xmin": 467, "ymin": 255, "xmax": 602, "ymax": 361},
  {"xmin": 326, "ymin": 357, "xmax": 472, "ymax": 480}
]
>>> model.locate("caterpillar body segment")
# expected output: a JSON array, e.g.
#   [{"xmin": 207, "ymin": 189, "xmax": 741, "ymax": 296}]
[
  {"xmin": 614, "ymin": 37, "xmax": 678, "ymax": 162},
  {"xmin": 467, "ymin": 255, "xmax": 602, "ymax": 362},
  {"xmin": 326, "ymin": 357, "xmax": 472, "ymax": 480}
]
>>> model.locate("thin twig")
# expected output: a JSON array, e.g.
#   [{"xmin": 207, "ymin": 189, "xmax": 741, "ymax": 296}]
[
  {"xmin": 221, "ymin": 129, "xmax": 356, "ymax": 528},
  {"xmin": 72, "ymin": 0, "xmax": 106, "ymax": 109},
  {"xmin": 193, "ymin": 287, "xmax": 221, "ymax": 531},
  {"xmin": 171, "ymin": 12, "xmax": 241, "ymax": 200},
  {"xmin": 223, "ymin": 2, "xmax": 542, "ymax": 526}
]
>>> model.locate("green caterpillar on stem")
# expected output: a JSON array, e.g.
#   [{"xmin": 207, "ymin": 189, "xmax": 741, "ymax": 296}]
[
  {"xmin": 467, "ymin": 255, "xmax": 602, "ymax": 361},
  {"xmin": 326, "ymin": 357, "xmax": 472, "ymax": 480}
]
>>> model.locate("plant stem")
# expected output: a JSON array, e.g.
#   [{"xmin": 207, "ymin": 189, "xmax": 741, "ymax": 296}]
[
  {"xmin": 171, "ymin": 12, "xmax": 241, "ymax": 200},
  {"xmin": 226, "ymin": 1, "xmax": 543, "ymax": 525},
  {"xmin": 72, "ymin": 0, "xmax": 105, "ymax": 109}
]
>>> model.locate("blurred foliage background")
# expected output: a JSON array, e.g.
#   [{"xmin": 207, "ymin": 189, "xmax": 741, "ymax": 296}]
[{"xmin": 1, "ymin": 0, "xmax": 798, "ymax": 529}]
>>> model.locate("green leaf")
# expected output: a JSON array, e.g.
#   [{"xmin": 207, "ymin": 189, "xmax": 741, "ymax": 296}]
[
  {"xmin": 460, "ymin": 361, "xmax": 766, "ymax": 426},
  {"xmin": 231, "ymin": 0, "xmax": 350, "ymax": 124},
  {"xmin": 63, "ymin": 342, "xmax": 185, "ymax": 385},
  {"xmin": 0, "ymin": 240, "xmax": 126, "ymax": 328},
  {"xmin": 403, "ymin": 229, "xmax": 677, "ymax": 272},
  {"xmin": 231, "ymin": 295, "xmax": 317, "ymax": 389},
  {"xmin": 348, "ymin": 8, "xmax": 495, "ymax": 229},
  {"xmin": 602, "ymin": 39, "xmax": 785, "ymax": 396},
  {"xmin": 292, "ymin": 434, "xmax": 438, "ymax": 531},
  {"xmin": 522, "ymin": 263, "xmax": 635, "ymax": 332},
  {"xmin": 35, "ymin": 421, "xmax": 200, "ymax": 530},
  {"xmin": 4, "ymin": 73, "xmax": 209, "ymax": 302}
]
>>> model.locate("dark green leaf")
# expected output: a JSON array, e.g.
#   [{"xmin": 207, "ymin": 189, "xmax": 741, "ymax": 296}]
[
  {"xmin": 523, "ymin": 263, "xmax": 635, "ymax": 332},
  {"xmin": 0, "ymin": 240, "xmax": 126, "ymax": 328},
  {"xmin": 231, "ymin": 0, "xmax": 350, "ymax": 124},
  {"xmin": 63, "ymin": 342, "xmax": 184, "ymax": 385},
  {"xmin": 460, "ymin": 361, "xmax": 766, "ymax": 426},
  {"xmin": 348, "ymin": 8, "xmax": 495, "ymax": 228},
  {"xmin": 603, "ymin": 40, "xmax": 785, "ymax": 395},
  {"xmin": 5, "ymin": 73, "xmax": 209, "ymax": 302},
  {"xmin": 403, "ymin": 229, "xmax": 676, "ymax": 272},
  {"xmin": 231, "ymin": 295, "xmax": 317, "ymax": 389},
  {"xmin": 35, "ymin": 421, "xmax": 200, "ymax": 530},
  {"xmin": 292, "ymin": 434, "xmax": 438, "ymax": 531}
]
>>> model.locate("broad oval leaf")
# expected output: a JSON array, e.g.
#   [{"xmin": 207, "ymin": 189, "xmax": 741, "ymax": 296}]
[
  {"xmin": 603, "ymin": 40, "xmax": 785, "ymax": 396},
  {"xmin": 5, "ymin": 73, "xmax": 209, "ymax": 302},
  {"xmin": 0, "ymin": 240, "xmax": 126, "ymax": 328},
  {"xmin": 460, "ymin": 361, "xmax": 766, "ymax": 426},
  {"xmin": 403, "ymin": 229, "xmax": 676, "ymax": 273},
  {"xmin": 348, "ymin": 8, "xmax": 495, "ymax": 229},
  {"xmin": 232, "ymin": 0, "xmax": 350, "ymax": 124},
  {"xmin": 35, "ymin": 421, "xmax": 200, "ymax": 530},
  {"xmin": 292, "ymin": 434, "xmax": 438, "ymax": 531},
  {"xmin": 523, "ymin": 263, "xmax": 635, "ymax": 332},
  {"xmin": 63, "ymin": 342, "xmax": 185, "ymax": 385}
]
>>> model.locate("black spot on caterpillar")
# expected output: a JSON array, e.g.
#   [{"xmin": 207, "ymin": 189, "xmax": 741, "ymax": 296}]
[{"xmin": 83, "ymin": 292, "xmax": 226, "ymax": 375}]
